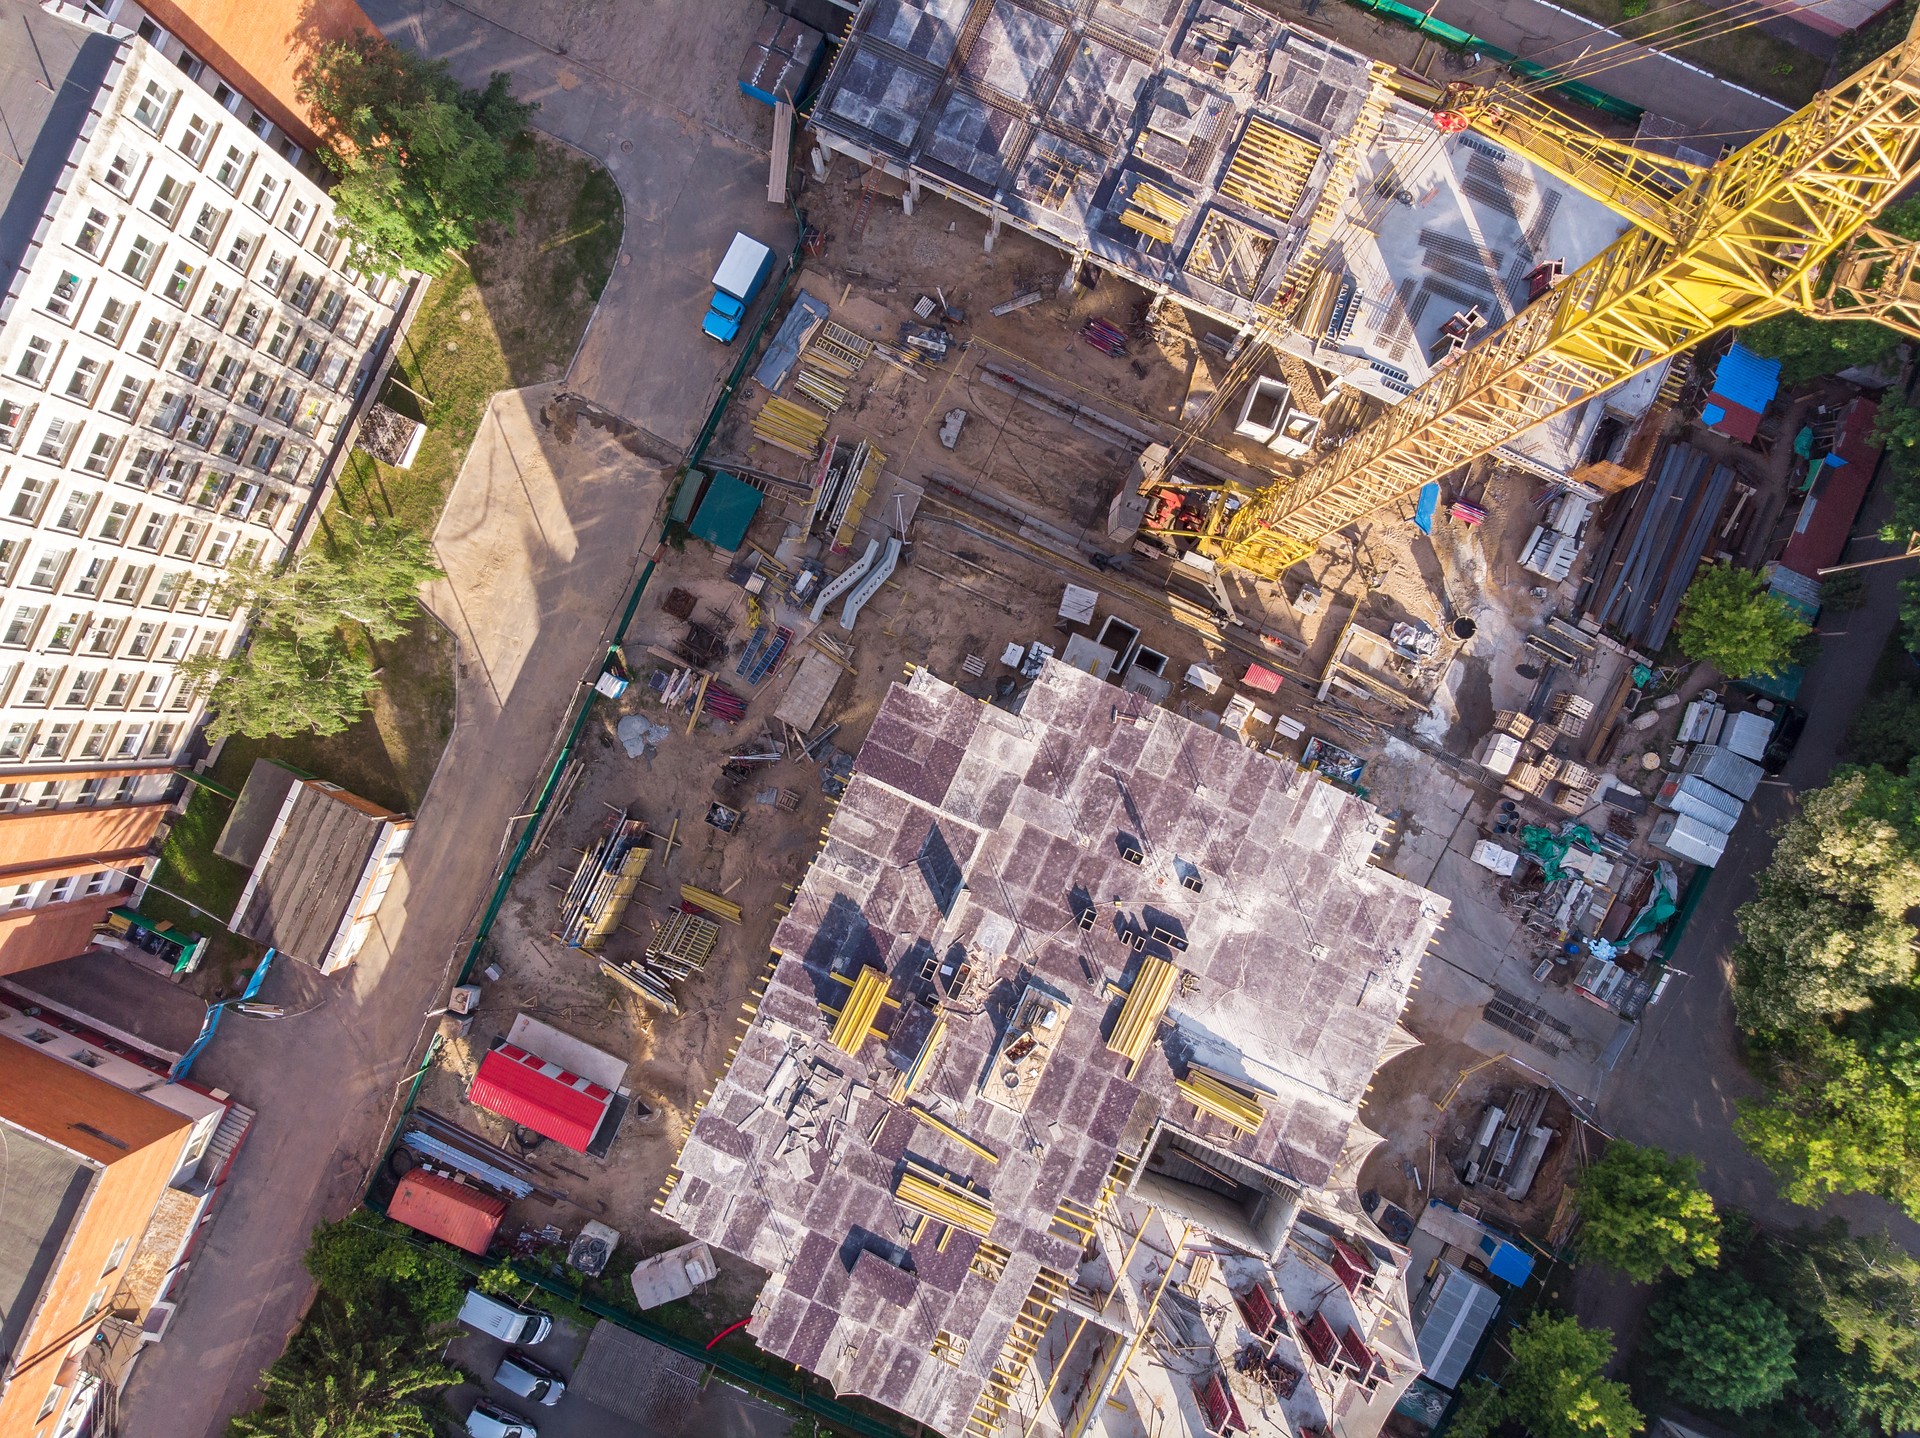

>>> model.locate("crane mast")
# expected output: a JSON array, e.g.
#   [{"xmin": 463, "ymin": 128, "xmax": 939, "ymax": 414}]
[{"xmin": 1194, "ymin": 12, "xmax": 1920, "ymax": 580}]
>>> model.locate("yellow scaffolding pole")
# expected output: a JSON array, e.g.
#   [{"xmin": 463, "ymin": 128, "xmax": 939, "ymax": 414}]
[
  {"xmin": 894, "ymin": 1160, "xmax": 996, "ymax": 1238},
  {"xmin": 1106, "ymin": 956, "xmax": 1176, "ymax": 1071},
  {"xmin": 825, "ymin": 966, "xmax": 890, "ymax": 1055}
]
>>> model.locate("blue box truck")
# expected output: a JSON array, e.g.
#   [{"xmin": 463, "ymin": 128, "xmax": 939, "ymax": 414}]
[{"xmin": 703, "ymin": 233, "xmax": 775, "ymax": 344}]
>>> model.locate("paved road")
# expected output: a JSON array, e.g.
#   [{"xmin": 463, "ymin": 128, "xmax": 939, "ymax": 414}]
[
  {"xmin": 118, "ymin": 392, "xmax": 669, "ymax": 1437},
  {"xmin": 1602, "ymin": 468, "xmax": 1920, "ymax": 1254}
]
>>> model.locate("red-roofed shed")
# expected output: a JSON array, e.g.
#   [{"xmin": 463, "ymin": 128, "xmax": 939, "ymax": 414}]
[
  {"xmin": 1778, "ymin": 397, "xmax": 1881, "ymax": 583},
  {"xmin": 388, "ymin": 1171, "xmax": 507, "ymax": 1255},
  {"xmin": 468, "ymin": 1043, "xmax": 613, "ymax": 1152}
]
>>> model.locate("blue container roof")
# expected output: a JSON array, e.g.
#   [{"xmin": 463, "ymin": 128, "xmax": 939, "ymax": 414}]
[{"xmin": 1710, "ymin": 342, "xmax": 1782, "ymax": 413}]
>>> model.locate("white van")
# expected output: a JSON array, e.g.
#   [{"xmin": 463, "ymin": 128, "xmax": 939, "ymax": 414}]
[{"xmin": 458, "ymin": 1289, "xmax": 553, "ymax": 1344}]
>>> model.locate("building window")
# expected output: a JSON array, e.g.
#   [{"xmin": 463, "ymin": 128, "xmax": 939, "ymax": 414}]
[
  {"xmin": 293, "ymin": 338, "xmax": 324, "ymax": 378},
  {"xmin": 210, "ymin": 355, "xmax": 245, "ymax": 397},
  {"xmin": 63, "ymin": 670, "xmax": 99, "ymax": 706},
  {"xmin": 135, "ymin": 512, "xmax": 169, "ymax": 551},
  {"xmin": 233, "ymin": 537, "xmax": 263, "ymax": 569},
  {"xmin": 9, "ymin": 476, "xmax": 52, "ymax": 522},
  {"xmin": 281, "ymin": 198, "xmax": 310, "ymax": 242},
  {"xmin": 45, "ymin": 271, "xmax": 85, "ymax": 321},
  {"xmin": 80, "ymin": 434, "xmax": 119, "ymax": 478},
  {"xmin": 99, "ymin": 501, "xmax": 134, "ymax": 542},
  {"xmin": 292, "ymin": 396, "xmax": 330, "ymax": 436},
  {"xmin": 159, "ymin": 624, "xmax": 190, "ymax": 660},
  {"xmin": 104, "ymin": 144, "xmax": 139, "ymax": 196},
  {"xmin": 339, "ymin": 304, "xmax": 369, "ymax": 346},
  {"xmin": 103, "ymin": 672, "xmax": 132, "ymax": 706},
  {"xmin": 48, "ymin": 874, "xmax": 78, "ymax": 903},
  {"xmin": 134, "ymin": 317, "xmax": 173, "ymax": 365},
  {"xmin": 126, "ymin": 621, "xmax": 157, "ymax": 656},
  {"xmin": 83, "ymin": 867, "xmax": 115, "ymax": 895},
  {"xmin": 111, "ymin": 775, "xmax": 135, "ymax": 803},
  {"xmin": 149, "ymin": 175, "xmax": 188, "ymax": 226},
  {"xmin": 157, "ymin": 456, "xmax": 196, "ymax": 499},
  {"xmin": 149, "ymin": 722, "xmax": 178, "ymax": 754},
  {"xmin": 54, "ymin": 490, "xmax": 93, "ymax": 533},
  {"xmin": 180, "ymin": 113, "xmax": 214, "ymax": 164},
  {"xmin": 75, "ymin": 208, "xmax": 111, "ymax": 258},
  {"xmin": 194, "ymin": 470, "xmax": 231, "ymax": 510},
  {"xmin": 181, "ymin": 405, "xmax": 217, "ymax": 447},
  {"xmin": 188, "ymin": 203, "xmax": 224, "ymax": 251},
  {"xmin": 204, "ymin": 527, "xmax": 235, "ymax": 565},
  {"xmin": 37, "ymin": 417, "xmax": 79, "ymax": 463},
  {"xmin": 93, "ymin": 298, "xmax": 133, "ymax": 345},
  {"xmin": 72, "ymin": 557, "xmax": 110, "ymax": 598},
  {"xmin": 288, "ymin": 272, "xmax": 319, "ymax": 313},
  {"xmin": 3, "ymin": 605, "xmax": 45, "ymax": 646},
  {"xmin": 21, "ymin": 667, "xmax": 56, "ymax": 704},
  {"xmin": 0, "ymin": 400, "xmax": 26, "ymax": 450},
  {"xmin": 224, "ymin": 229, "xmax": 257, "ymax": 272},
  {"xmin": 248, "ymin": 172, "xmax": 280, "ymax": 218},
  {"xmin": 269, "ymin": 385, "xmax": 299, "ymax": 425},
  {"xmin": 107, "ymin": 377, "xmax": 144, "ymax": 420},
  {"xmin": 200, "ymin": 283, "xmax": 234, "ymax": 327},
  {"xmin": 234, "ymin": 303, "xmax": 264, "ymax": 347},
  {"xmin": 259, "ymin": 252, "xmax": 289, "ymax": 294},
  {"xmin": 162, "ymin": 259, "xmax": 197, "ymax": 306},
  {"xmin": 26, "ymin": 549, "xmax": 69, "ymax": 591},
  {"xmin": 46, "ymin": 611, "xmax": 84, "ymax": 651},
  {"xmin": 248, "ymin": 109, "xmax": 273, "ymax": 140},
  {"xmin": 64, "ymin": 357, "xmax": 104, "ymax": 402},
  {"xmin": 0, "ymin": 723, "xmax": 32, "ymax": 759},
  {"xmin": 136, "ymin": 676, "xmax": 164, "ymax": 713},
  {"xmin": 212, "ymin": 143, "xmax": 247, "ymax": 192},
  {"xmin": 15, "ymin": 334, "xmax": 53, "ymax": 384},
  {"xmin": 216, "ymin": 420, "xmax": 252, "ymax": 461},
  {"xmin": 122, "ymin": 235, "xmax": 159, "ymax": 284},
  {"xmin": 239, "ymin": 371, "xmax": 271, "ymax": 412},
  {"xmin": 264, "ymin": 320, "xmax": 295, "ymax": 361},
  {"xmin": 124, "ymin": 445, "xmax": 165, "ymax": 488},
  {"xmin": 148, "ymin": 571, "xmax": 183, "ymax": 608},
  {"xmin": 115, "ymin": 570, "xmax": 152, "ymax": 609},
  {"xmin": 113, "ymin": 723, "xmax": 144, "ymax": 757},
  {"xmin": 313, "ymin": 289, "xmax": 345, "ymax": 329},
  {"xmin": 88, "ymin": 616, "xmax": 123, "ymax": 654},
  {"xmin": 38, "ymin": 1385, "xmax": 61, "ymax": 1422},
  {"xmin": 173, "ymin": 336, "xmax": 209, "ymax": 381},
  {"xmin": 133, "ymin": 78, "xmax": 174, "ymax": 133},
  {"xmin": 249, "ymin": 434, "xmax": 281, "ymax": 472},
  {"xmin": 224, "ymin": 481, "xmax": 259, "ymax": 520},
  {"xmin": 37, "ymin": 722, "xmax": 73, "ymax": 760},
  {"xmin": 170, "ymin": 520, "xmax": 205, "ymax": 559},
  {"xmin": 0, "ymin": 539, "xmax": 21, "ymax": 582},
  {"xmin": 311, "ymin": 219, "xmax": 341, "ymax": 264}
]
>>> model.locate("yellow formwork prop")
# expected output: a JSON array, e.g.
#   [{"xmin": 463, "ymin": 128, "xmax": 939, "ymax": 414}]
[
  {"xmin": 1176, "ymin": 1066, "xmax": 1269, "ymax": 1133},
  {"xmin": 826, "ymin": 966, "xmax": 889, "ymax": 1055},
  {"xmin": 1106, "ymin": 955, "xmax": 1176, "ymax": 1068},
  {"xmin": 894, "ymin": 1161, "xmax": 996, "ymax": 1238}
]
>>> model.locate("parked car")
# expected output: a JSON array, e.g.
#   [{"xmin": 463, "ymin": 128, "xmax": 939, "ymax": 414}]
[
  {"xmin": 494, "ymin": 1352, "xmax": 566, "ymax": 1407},
  {"xmin": 466, "ymin": 1398, "xmax": 536, "ymax": 1438},
  {"xmin": 1762, "ymin": 706, "xmax": 1807, "ymax": 774},
  {"xmin": 458, "ymin": 1290, "xmax": 552, "ymax": 1345}
]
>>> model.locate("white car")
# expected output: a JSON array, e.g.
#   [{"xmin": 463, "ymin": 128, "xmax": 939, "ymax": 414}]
[
  {"xmin": 494, "ymin": 1352, "xmax": 566, "ymax": 1407},
  {"xmin": 465, "ymin": 1398, "xmax": 536, "ymax": 1438}
]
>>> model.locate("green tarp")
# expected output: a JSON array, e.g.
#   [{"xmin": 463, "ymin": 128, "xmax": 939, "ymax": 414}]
[
  {"xmin": 1520, "ymin": 823, "xmax": 1600, "ymax": 882},
  {"xmin": 688, "ymin": 470, "xmax": 763, "ymax": 552}
]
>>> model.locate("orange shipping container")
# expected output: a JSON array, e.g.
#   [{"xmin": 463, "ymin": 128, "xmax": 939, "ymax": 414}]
[{"xmin": 388, "ymin": 1170, "xmax": 508, "ymax": 1255}]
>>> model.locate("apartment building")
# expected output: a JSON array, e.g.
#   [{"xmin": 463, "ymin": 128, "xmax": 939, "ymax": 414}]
[
  {"xmin": 0, "ymin": 995, "xmax": 251, "ymax": 1438},
  {"xmin": 0, "ymin": 0, "xmax": 409, "ymax": 971}
]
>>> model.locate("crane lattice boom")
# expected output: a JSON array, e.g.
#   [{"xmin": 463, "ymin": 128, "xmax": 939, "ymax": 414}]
[{"xmin": 1202, "ymin": 14, "xmax": 1920, "ymax": 580}]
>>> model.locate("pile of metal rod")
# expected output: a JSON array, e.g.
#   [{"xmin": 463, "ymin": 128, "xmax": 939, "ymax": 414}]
[
  {"xmin": 555, "ymin": 808, "xmax": 649, "ymax": 949},
  {"xmin": 751, "ymin": 397, "xmax": 829, "ymax": 456},
  {"xmin": 703, "ymin": 681, "xmax": 746, "ymax": 723}
]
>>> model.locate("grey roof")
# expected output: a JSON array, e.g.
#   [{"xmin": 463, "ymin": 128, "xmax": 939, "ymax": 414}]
[
  {"xmin": 233, "ymin": 784, "xmax": 394, "ymax": 967},
  {"xmin": 214, "ymin": 760, "xmax": 305, "ymax": 868},
  {"xmin": 662, "ymin": 660, "xmax": 1445, "ymax": 1433},
  {"xmin": 0, "ymin": 1, "xmax": 122, "ymax": 300},
  {"xmin": 4, "ymin": 951, "xmax": 208, "ymax": 1060},
  {"xmin": 0, "ymin": 1122, "xmax": 95, "ymax": 1371}
]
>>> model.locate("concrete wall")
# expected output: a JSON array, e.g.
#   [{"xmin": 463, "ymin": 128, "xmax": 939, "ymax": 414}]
[{"xmin": 0, "ymin": 897, "xmax": 121, "ymax": 978}]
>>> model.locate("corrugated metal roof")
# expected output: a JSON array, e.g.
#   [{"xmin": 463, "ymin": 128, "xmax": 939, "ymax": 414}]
[
  {"xmin": 1416, "ymin": 1265, "xmax": 1499, "ymax": 1390},
  {"xmin": 467, "ymin": 1045, "xmax": 610, "ymax": 1152},
  {"xmin": 1708, "ymin": 343, "xmax": 1781, "ymax": 415},
  {"xmin": 1779, "ymin": 395, "xmax": 1879, "ymax": 580},
  {"xmin": 387, "ymin": 1170, "xmax": 506, "ymax": 1255}
]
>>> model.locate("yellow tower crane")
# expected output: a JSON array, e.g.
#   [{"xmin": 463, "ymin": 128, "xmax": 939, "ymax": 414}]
[{"xmin": 1180, "ymin": 12, "xmax": 1920, "ymax": 580}]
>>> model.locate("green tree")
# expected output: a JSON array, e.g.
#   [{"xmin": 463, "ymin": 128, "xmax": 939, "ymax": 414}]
[
  {"xmin": 1735, "ymin": 1026, "xmax": 1920, "ymax": 1218},
  {"xmin": 184, "ymin": 520, "xmax": 441, "ymax": 741},
  {"xmin": 1642, "ymin": 1268, "xmax": 1796, "ymax": 1412},
  {"xmin": 1673, "ymin": 564, "xmax": 1812, "ymax": 679},
  {"xmin": 1788, "ymin": 1226, "xmax": 1920, "ymax": 1435},
  {"xmin": 304, "ymin": 1216, "xmax": 465, "ymax": 1329},
  {"xmin": 1739, "ymin": 312, "xmax": 1902, "ymax": 387},
  {"xmin": 1731, "ymin": 769, "xmax": 1920, "ymax": 1031},
  {"xmin": 227, "ymin": 1298, "xmax": 457, "ymax": 1438},
  {"xmin": 1847, "ymin": 688, "xmax": 1920, "ymax": 772},
  {"xmin": 1572, "ymin": 1141, "xmax": 1721, "ymax": 1283},
  {"xmin": 1449, "ymin": 1312, "xmax": 1642, "ymax": 1438},
  {"xmin": 300, "ymin": 32, "xmax": 536, "ymax": 275},
  {"xmin": 181, "ymin": 629, "xmax": 378, "ymax": 742}
]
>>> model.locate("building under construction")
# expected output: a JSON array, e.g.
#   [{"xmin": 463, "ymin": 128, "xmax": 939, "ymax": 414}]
[{"xmin": 657, "ymin": 660, "xmax": 1448, "ymax": 1437}]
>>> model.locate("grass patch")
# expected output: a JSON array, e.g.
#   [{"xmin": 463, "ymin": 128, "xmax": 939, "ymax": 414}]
[
  {"xmin": 151, "ymin": 140, "xmax": 622, "ymax": 970},
  {"xmin": 1531, "ymin": 0, "xmax": 1823, "ymax": 106},
  {"xmin": 1837, "ymin": 0, "xmax": 1915, "ymax": 75}
]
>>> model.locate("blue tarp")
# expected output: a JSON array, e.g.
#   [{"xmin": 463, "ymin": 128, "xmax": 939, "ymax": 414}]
[
  {"xmin": 1414, "ymin": 481, "xmax": 1439, "ymax": 534},
  {"xmin": 1709, "ymin": 343, "xmax": 1782, "ymax": 413},
  {"xmin": 1478, "ymin": 1233, "xmax": 1535, "ymax": 1286}
]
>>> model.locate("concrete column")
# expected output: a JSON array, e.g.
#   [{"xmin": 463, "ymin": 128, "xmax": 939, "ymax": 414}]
[
  {"xmin": 903, "ymin": 176, "xmax": 919, "ymax": 216},
  {"xmin": 1059, "ymin": 253, "xmax": 1083, "ymax": 295},
  {"xmin": 985, "ymin": 209, "xmax": 1002, "ymax": 253},
  {"xmin": 810, "ymin": 144, "xmax": 829, "ymax": 181}
]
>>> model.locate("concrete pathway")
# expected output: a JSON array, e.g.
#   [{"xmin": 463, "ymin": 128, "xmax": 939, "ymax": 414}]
[
  {"xmin": 364, "ymin": 0, "xmax": 792, "ymax": 453},
  {"xmin": 118, "ymin": 390, "xmax": 666, "ymax": 1437}
]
